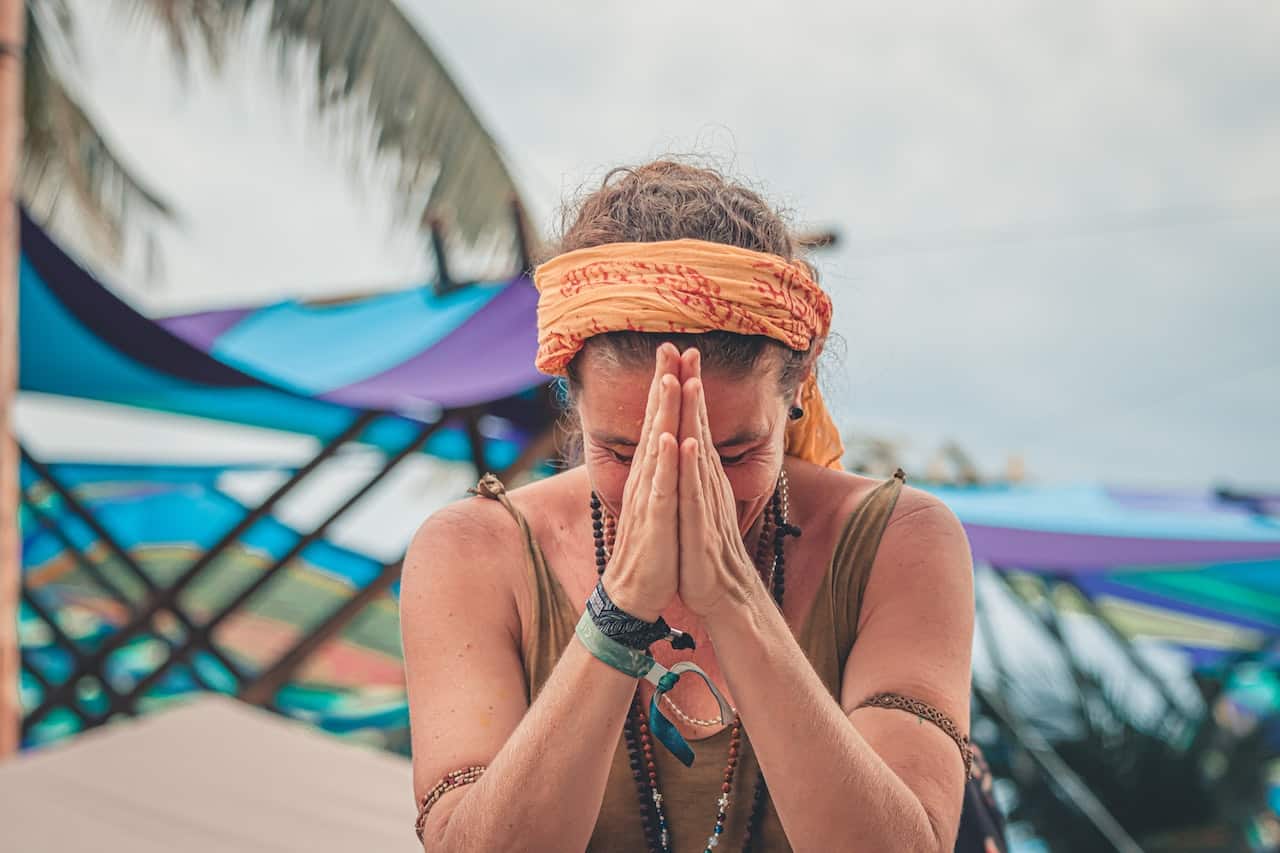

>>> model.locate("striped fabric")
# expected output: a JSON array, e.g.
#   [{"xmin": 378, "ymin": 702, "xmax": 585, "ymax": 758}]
[
  {"xmin": 160, "ymin": 272, "xmax": 546, "ymax": 411},
  {"xmin": 927, "ymin": 482, "xmax": 1280, "ymax": 664},
  {"xmin": 17, "ymin": 210, "xmax": 548, "ymax": 460},
  {"xmin": 20, "ymin": 462, "xmax": 408, "ymax": 750}
]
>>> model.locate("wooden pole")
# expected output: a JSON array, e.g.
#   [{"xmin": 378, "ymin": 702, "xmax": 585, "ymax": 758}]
[
  {"xmin": 238, "ymin": 562, "xmax": 403, "ymax": 707},
  {"xmin": 0, "ymin": 0, "xmax": 25, "ymax": 759}
]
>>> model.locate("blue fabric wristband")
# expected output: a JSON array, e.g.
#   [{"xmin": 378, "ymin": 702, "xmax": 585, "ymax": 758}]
[{"xmin": 576, "ymin": 610, "xmax": 735, "ymax": 767}]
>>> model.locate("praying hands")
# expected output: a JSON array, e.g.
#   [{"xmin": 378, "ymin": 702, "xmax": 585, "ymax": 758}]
[{"xmin": 602, "ymin": 344, "xmax": 772, "ymax": 624}]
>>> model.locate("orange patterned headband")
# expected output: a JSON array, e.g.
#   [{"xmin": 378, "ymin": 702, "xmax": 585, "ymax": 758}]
[{"xmin": 533, "ymin": 239, "xmax": 845, "ymax": 470}]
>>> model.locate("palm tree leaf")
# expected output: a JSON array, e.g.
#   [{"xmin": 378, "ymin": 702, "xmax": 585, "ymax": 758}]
[
  {"xmin": 125, "ymin": 0, "xmax": 524, "ymax": 274},
  {"xmin": 21, "ymin": 0, "xmax": 174, "ymax": 262}
]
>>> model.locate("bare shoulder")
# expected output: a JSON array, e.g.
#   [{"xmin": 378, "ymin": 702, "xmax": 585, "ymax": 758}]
[
  {"xmin": 808, "ymin": 465, "xmax": 952, "ymax": 525},
  {"xmin": 400, "ymin": 469, "xmax": 587, "ymax": 621},
  {"xmin": 868, "ymin": 483, "xmax": 974, "ymax": 617},
  {"xmin": 882, "ymin": 484, "xmax": 971, "ymax": 562},
  {"xmin": 787, "ymin": 461, "xmax": 972, "ymax": 594},
  {"xmin": 886, "ymin": 480, "xmax": 958, "ymax": 526},
  {"xmin": 784, "ymin": 460, "xmax": 887, "ymax": 536},
  {"xmin": 792, "ymin": 460, "xmax": 964, "ymax": 534},
  {"xmin": 405, "ymin": 493, "xmax": 524, "ymax": 581},
  {"xmin": 500, "ymin": 466, "xmax": 590, "ymax": 525},
  {"xmin": 400, "ymin": 489, "xmax": 530, "ymax": 642}
]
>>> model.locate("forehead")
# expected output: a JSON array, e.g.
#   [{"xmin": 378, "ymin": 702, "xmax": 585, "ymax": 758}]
[{"xmin": 577, "ymin": 361, "xmax": 777, "ymax": 444}]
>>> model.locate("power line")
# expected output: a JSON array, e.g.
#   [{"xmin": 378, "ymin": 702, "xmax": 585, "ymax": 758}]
[
  {"xmin": 1006, "ymin": 354, "xmax": 1280, "ymax": 453},
  {"xmin": 845, "ymin": 194, "xmax": 1280, "ymax": 259}
]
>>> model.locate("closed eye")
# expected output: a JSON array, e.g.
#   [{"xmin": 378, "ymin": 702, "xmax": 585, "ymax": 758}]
[
  {"xmin": 607, "ymin": 448, "xmax": 634, "ymax": 464},
  {"xmin": 719, "ymin": 451, "xmax": 749, "ymax": 466}
]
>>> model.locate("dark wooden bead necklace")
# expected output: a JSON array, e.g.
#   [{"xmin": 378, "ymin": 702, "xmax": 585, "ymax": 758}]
[{"xmin": 590, "ymin": 474, "xmax": 799, "ymax": 853}]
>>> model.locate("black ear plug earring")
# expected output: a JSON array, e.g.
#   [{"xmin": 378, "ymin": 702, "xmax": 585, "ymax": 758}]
[{"xmin": 789, "ymin": 405, "xmax": 804, "ymax": 421}]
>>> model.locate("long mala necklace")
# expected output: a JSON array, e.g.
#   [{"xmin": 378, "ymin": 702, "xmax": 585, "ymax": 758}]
[{"xmin": 590, "ymin": 472, "xmax": 799, "ymax": 853}]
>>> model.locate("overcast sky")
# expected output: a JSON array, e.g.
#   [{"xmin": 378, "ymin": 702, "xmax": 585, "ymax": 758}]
[{"xmin": 20, "ymin": 0, "xmax": 1280, "ymax": 492}]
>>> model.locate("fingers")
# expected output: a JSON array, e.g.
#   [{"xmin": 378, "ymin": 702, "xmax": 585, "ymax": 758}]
[
  {"xmin": 682, "ymin": 372, "xmax": 731, "ymax": 519},
  {"xmin": 691, "ymin": 361, "xmax": 714, "ymax": 451},
  {"xmin": 678, "ymin": 346, "xmax": 708, "ymax": 450},
  {"xmin": 644, "ymin": 344, "xmax": 682, "ymax": 465},
  {"xmin": 694, "ymin": 374, "xmax": 727, "ymax": 510},
  {"xmin": 651, "ymin": 374, "xmax": 681, "ymax": 452},
  {"xmin": 639, "ymin": 373, "xmax": 679, "ymax": 493},
  {"xmin": 635, "ymin": 344, "xmax": 680, "ymax": 466},
  {"xmin": 679, "ymin": 346, "xmax": 701, "ymax": 384},
  {"xmin": 678, "ymin": 436, "xmax": 706, "ymax": 537},
  {"xmin": 625, "ymin": 344, "xmax": 681, "ymax": 505},
  {"xmin": 651, "ymin": 432, "xmax": 678, "ymax": 501},
  {"xmin": 679, "ymin": 374, "xmax": 701, "ymax": 447},
  {"xmin": 678, "ymin": 435, "xmax": 709, "ymax": 601}
]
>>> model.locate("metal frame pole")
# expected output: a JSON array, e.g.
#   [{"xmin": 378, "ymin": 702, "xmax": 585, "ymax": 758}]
[
  {"xmin": 99, "ymin": 417, "xmax": 443, "ymax": 722},
  {"xmin": 19, "ymin": 453, "xmax": 244, "ymax": 681},
  {"xmin": 239, "ymin": 561, "xmax": 401, "ymax": 707},
  {"xmin": 21, "ymin": 410, "xmax": 379, "ymax": 732},
  {"xmin": 20, "ymin": 492, "xmax": 220, "ymax": 692}
]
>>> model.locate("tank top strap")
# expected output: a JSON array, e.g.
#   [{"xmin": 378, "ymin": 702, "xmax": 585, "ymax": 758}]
[
  {"xmin": 470, "ymin": 473, "xmax": 577, "ymax": 698},
  {"xmin": 470, "ymin": 473, "xmax": 537, "ymax": 546},
  {"xmin": 830, "ymin": 468, "xmax": 908, "ymax": 656}
]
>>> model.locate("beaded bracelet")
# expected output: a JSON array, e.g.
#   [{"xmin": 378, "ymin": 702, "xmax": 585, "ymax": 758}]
[
  {"xmin": 414, "ymin": 765, "xmax": 486, "ymax": 842},
  {"xmin": 575, "ymin": 609, "xmax": 735, "ymax": 767},
  {"xmin": 858, "ymin": 692, "xmax": 973, "ymax": 778}
]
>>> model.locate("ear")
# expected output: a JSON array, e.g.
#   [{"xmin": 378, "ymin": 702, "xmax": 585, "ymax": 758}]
[{"xmin": 794, "ymin": 357, "xmax": 817, "ymax": 407}]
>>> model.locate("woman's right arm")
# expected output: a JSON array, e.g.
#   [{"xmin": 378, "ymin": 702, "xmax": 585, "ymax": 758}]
[
  {"xmin": 402, "ymin": 344, "xmax": 684, "ymax": 851},
  {"xmin": 400, "ymin": 500, "xmax": 639, "ymax": 852}
]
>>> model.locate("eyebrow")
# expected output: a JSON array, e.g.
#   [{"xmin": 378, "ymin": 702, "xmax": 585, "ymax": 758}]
[{"xmin": 592, "ymin": 429, "xmax": 766, "ymax": 449}]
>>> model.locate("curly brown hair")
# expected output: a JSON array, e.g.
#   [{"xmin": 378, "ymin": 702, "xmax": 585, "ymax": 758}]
[
  {"xmin": 553, "ymin": 160, "xmax": 816, "ymax": 397},
  {"xmin": 551, "ymin": 160, "xmax": 799, "ymax": 261}
]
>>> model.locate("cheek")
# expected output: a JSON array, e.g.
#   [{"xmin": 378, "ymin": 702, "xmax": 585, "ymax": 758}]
[
  {"xmin": 585, "ymin": 455, "xmax": 630, "ymax": 513},
  {"xmin": 724, "ymin": 468, "xmax": 779, "ymax": 505},
  {"xmin": 723, "ymin": 447, "xmax": 784, "ymax": 505}
]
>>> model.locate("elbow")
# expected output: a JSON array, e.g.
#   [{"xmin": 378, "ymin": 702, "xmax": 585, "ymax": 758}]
[
  {"xmin": 881, "ymin": 793, "xmax": 953, "ymax": 853},
  {"xmin": 421, "ymin": 803, "xmax": 469, "ymax": 853},
  {"xmin": 823, "ymin": 801, "xmax": 949, "ymax": 853},
  {"xmin": 921, "ymin": 802, "xmax": 960, "ymax": 853},
  {"xmin": 891, "ymin": 820, "xmax": 949, "ymax": 853},
  {"xmin": 424, "ymin": 821, "xmax": 471, "ymax": 853},
  {"xmin": 419, "ymin": 812, "xmax": 446, "ymax": 853}
]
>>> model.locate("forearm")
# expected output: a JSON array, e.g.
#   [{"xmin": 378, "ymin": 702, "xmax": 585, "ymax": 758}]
[
  {"xmin": 432, "ymin": 638, "xmax": 636, "ymax": 852},
  {"xmin": 706, "ymin": 590, "xmax": 937, "ymax": 853}
]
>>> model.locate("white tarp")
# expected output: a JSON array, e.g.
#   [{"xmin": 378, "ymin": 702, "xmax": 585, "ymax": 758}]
[{"xmin": 0, "ymin": 695, "xmax": 419, "ymax": 852}]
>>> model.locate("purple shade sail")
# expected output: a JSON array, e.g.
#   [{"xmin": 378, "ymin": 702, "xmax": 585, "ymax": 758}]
[
  {"xmin": 159, "ymin": 308, "xmax": 254, "ymax": 352},
  {"xmin": 320, "ymin": 277, "xmax": 547, "ymax": 411},
  {"xmin": 966, "ymin": 523, "xmax": 1280, "ymax": 572},
  {"xmin": 22, "ymin": 210, "xmax": 264, "ymax": 389}
]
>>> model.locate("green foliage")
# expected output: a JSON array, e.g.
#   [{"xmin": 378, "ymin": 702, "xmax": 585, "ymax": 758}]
[{"xmin": 22, "ymin": 0, "xmax": 521, "ymax": 269}]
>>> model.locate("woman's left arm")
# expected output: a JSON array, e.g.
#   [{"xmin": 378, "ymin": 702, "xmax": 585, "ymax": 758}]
[
  {"xmin": 703, "ymin": 494, "xmax": 974, "ymax": 853},
  {"xmin": 677, "ymin": 359, "xmax": 974, "ymax": 852}
]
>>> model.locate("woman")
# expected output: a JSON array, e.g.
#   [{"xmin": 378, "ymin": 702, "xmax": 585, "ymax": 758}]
[{"xmin": 401, "ymin": 161, "xmax": 975, "ymax": 851}]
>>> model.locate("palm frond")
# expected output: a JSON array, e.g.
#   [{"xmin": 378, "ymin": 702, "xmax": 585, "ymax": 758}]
[
  {"xmin": 125, "ymin": 0, "xmax": 524, "ymax": 274},
  {"xmin": 979, "ymin": 569, "xmax": 1275, "ymax": 849},
  {"xmin": 21, "ymin": 0, "xmax": 173, "ymax": 262}
]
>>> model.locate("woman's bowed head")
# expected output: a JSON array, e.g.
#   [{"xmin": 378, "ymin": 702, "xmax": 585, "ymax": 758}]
[
  {"xmin": 401, "ymin": 161, "xmax": 977, "ymax": 853},
  {"xmin": 581, "ymin": 340, "xmax": 801, "ymax": 624}
]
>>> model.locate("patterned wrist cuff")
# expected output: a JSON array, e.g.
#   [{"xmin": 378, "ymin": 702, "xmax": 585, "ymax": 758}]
[{"xmin": 586, "ymin": 581, "xmax": 672, "ymax": 650}]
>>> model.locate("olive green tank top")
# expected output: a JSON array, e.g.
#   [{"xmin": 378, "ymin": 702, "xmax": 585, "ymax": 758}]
[{"xmin": 474, "ymin": 470, "xmax": 906, "ymax": 852}]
